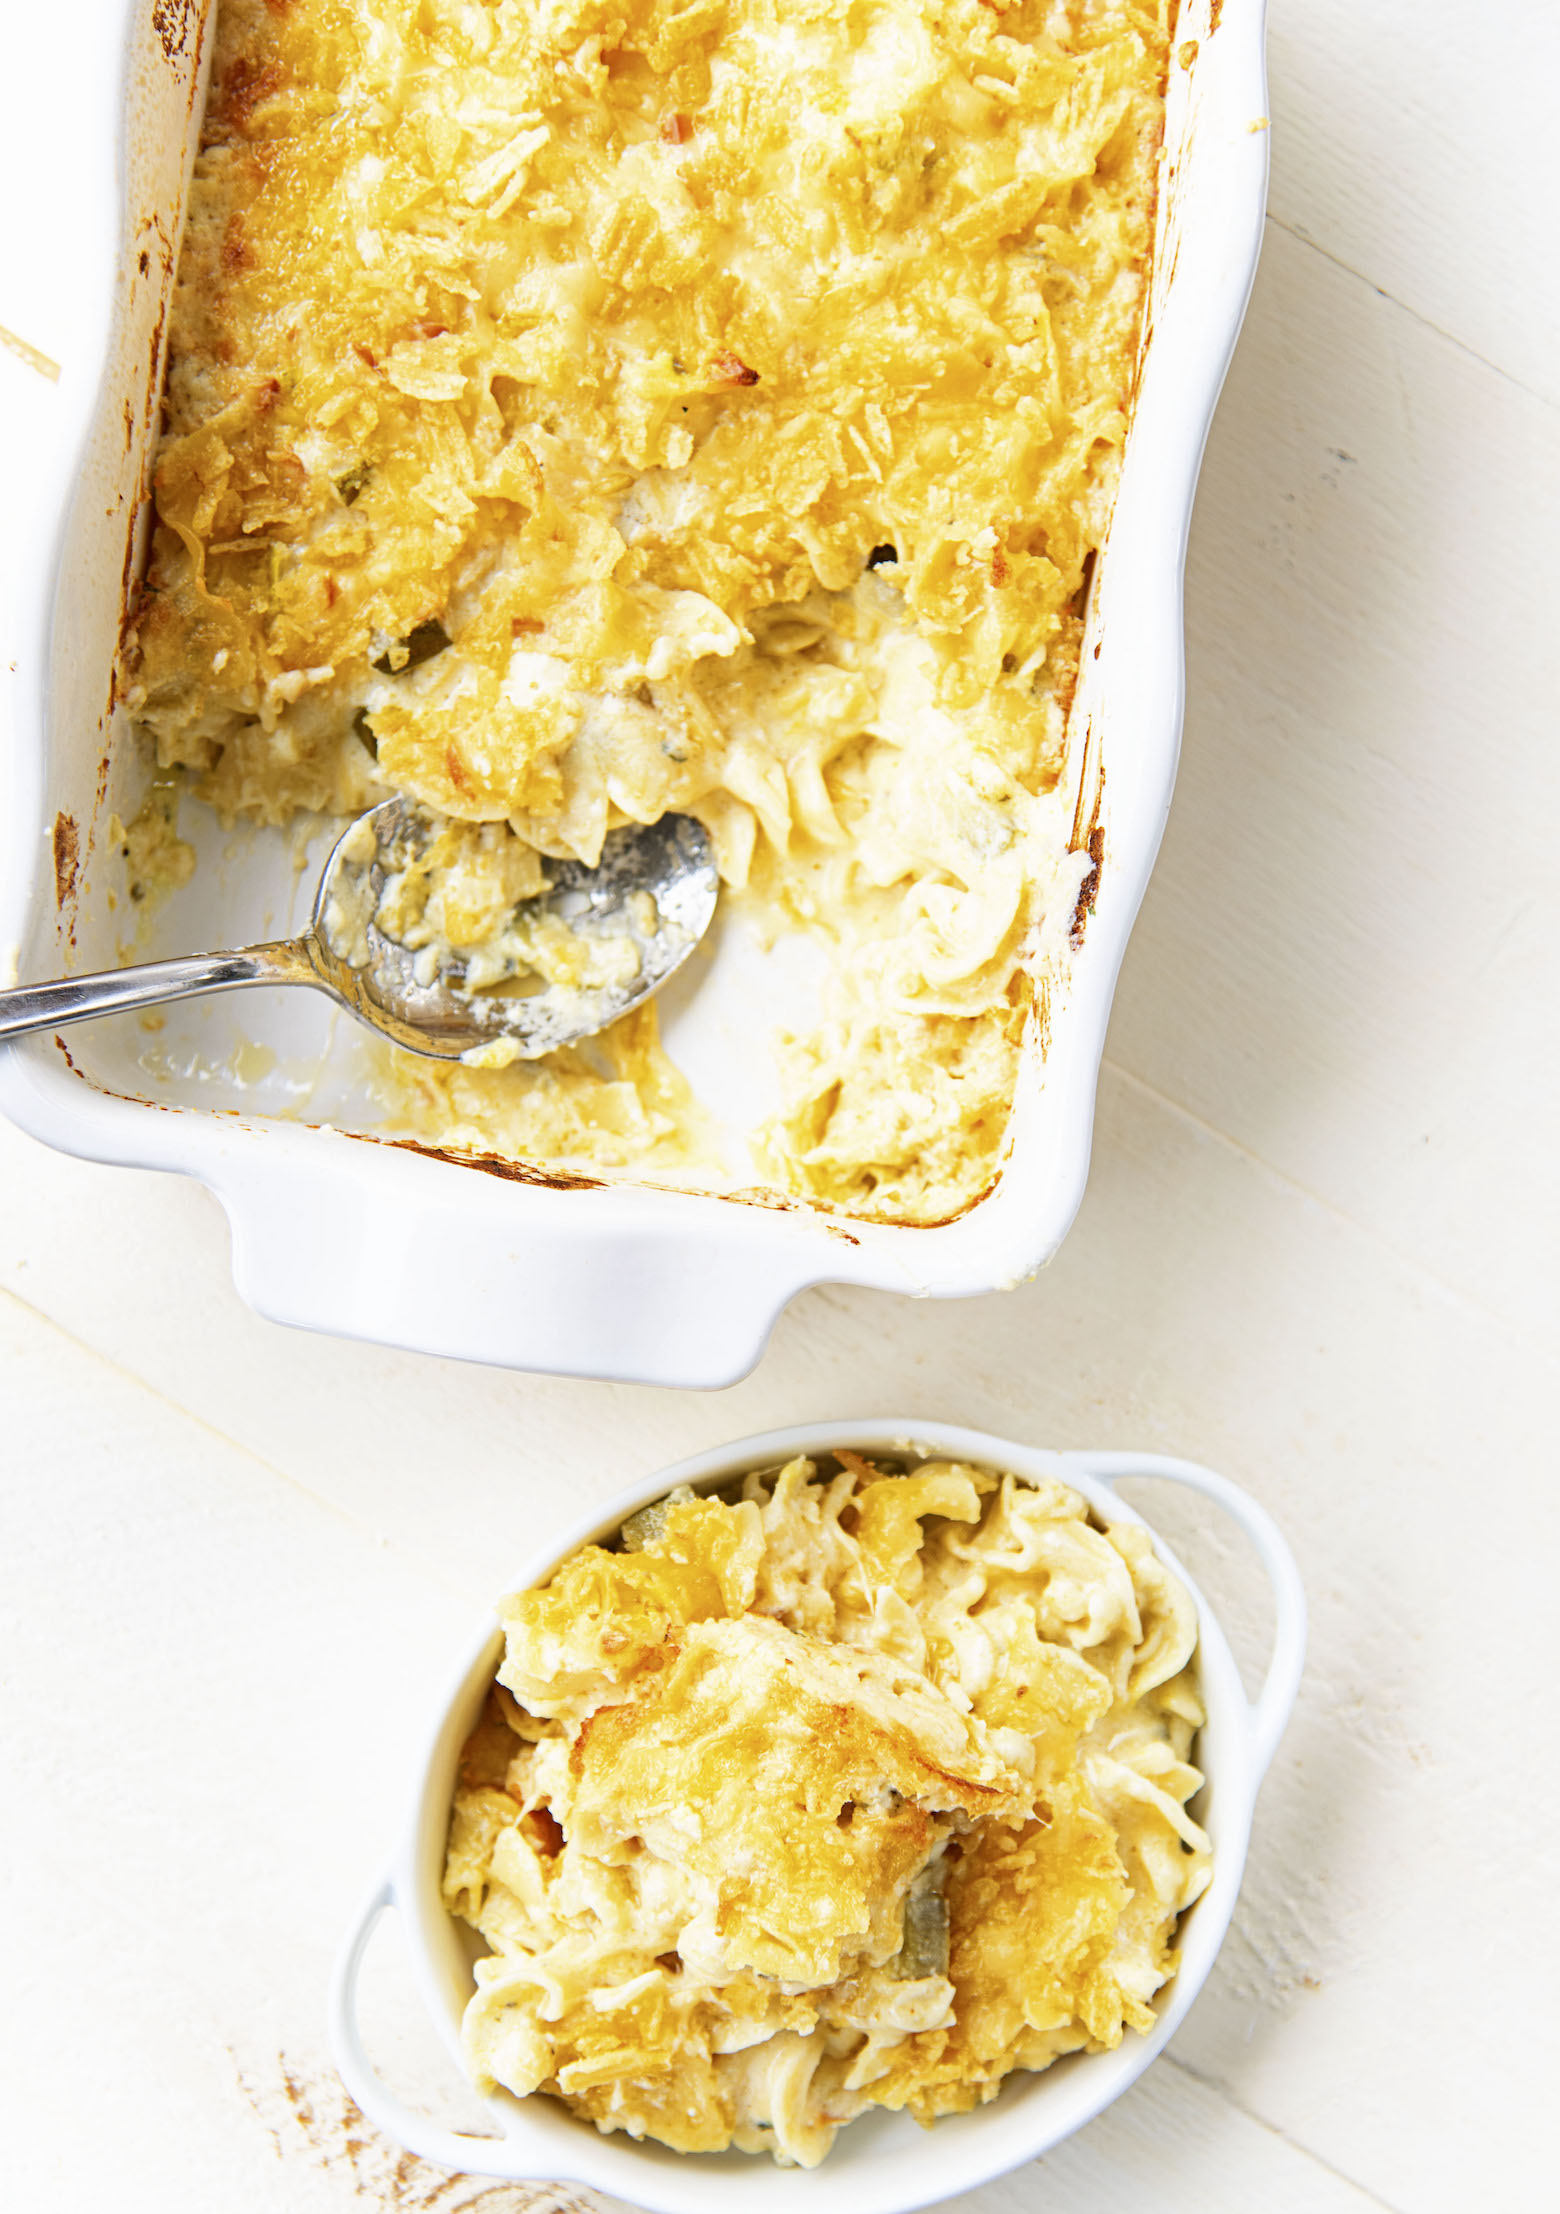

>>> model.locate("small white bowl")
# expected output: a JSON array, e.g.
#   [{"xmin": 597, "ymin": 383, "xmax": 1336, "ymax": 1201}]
[{"xmin": 331, "ymin": 1422, "xmax": 1305, "ymax": 2214}]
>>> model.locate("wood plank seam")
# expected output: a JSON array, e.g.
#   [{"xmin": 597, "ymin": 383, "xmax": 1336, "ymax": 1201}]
[
  {"xmin": 0, "ymin": 1277, "xmax": 462, "ymax": 1595},
  {"xmin": 1158, "ymin": 2055, "xmax": 1405, "ymax": 2212},
  {"xmin": 1097, "ymin": 1059, "xmax": 1560, "ymax": 1371},
  {"xmin": 1264, "ymin": 213, "xmax": 1559, "ymax": 415}
]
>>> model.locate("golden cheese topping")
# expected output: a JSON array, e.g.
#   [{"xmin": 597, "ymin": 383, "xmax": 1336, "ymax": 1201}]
[
  {"xmin": 444, "ymin": 1455, "xmax": 1211, "ymax": 2165},
  {"xmin": 124, "ymin": 0, "xmax": 1168, "ymax": 1220}
]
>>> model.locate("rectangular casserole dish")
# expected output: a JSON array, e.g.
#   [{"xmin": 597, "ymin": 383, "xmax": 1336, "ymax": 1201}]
[{"xmin": 0, "ymin": 0, "xmax": 1270, "ymax": 1386}]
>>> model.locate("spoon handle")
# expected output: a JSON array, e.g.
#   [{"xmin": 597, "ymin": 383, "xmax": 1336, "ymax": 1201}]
[{"xmin": 0, "ymin": 938, "xmax": 322, "ymax": 1041}]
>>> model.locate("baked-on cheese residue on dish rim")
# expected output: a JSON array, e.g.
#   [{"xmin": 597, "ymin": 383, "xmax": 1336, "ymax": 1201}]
[
  {"xmin": 121, "ymin": 0, "xmax": 1170, "ymax": 1223},
  {"xmin": 444, "ymin": 1454, "xmax": 1211, "ymax": 2166}
]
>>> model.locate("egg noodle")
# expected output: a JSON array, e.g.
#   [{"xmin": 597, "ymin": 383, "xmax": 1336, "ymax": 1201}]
[
  {"xmin": 123, "ymin": 0, "xmax": 1169, "ymax": 1220},
  {"xmin": 444, "ymin": 1454, "xmax": 1211, "ymax": 2165}
]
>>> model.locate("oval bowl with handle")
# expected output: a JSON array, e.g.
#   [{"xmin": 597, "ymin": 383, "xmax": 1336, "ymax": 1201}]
[{"xmin": 331, "ymin": 1418, "xmax": 1305, "ymax": 2214}]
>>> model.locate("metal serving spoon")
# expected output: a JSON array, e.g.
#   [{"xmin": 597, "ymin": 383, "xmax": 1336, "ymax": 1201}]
[{"xmin": 0, "ymin": 799, "xmax": 718, "ymax": 1060}]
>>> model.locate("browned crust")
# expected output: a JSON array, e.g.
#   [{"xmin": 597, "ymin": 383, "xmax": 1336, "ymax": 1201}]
[
  {"xmin": 51, "ymin": 813, "xmax": 80, "ymax": 909},
  {"xmin": 152, "ymin": 0, "xmax": 200, "ymax": 65}
]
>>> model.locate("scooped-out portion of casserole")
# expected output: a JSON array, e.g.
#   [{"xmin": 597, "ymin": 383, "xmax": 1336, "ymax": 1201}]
[{"xmin": 122, "ymin": 0, "xmax": 1169, "ymax": 1223}]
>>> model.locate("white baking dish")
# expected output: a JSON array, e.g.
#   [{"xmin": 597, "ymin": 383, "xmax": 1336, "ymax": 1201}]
[
  {"xmin": 0, "ymin": 4, "xmax": 1271, "ymax": 1384},
  {"xmin": 330, "ymin": 1420, "xmax": 1305, "ymax": 2214}
]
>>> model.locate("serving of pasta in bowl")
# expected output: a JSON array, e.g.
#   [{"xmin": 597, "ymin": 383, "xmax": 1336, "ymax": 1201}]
[{"xmin": 332, "ymin": 1420, "xmax": 1304, "ymax": 2210}]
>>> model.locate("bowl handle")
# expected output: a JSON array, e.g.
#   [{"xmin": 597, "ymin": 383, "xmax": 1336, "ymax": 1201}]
[
  {"xmin": 1068, "ymin": 1451, "xmax": 1306, "ymax": 1777},
  {"xmin": 329, "ymin": 1877, "xmax": 523, "ymax": 2179}
]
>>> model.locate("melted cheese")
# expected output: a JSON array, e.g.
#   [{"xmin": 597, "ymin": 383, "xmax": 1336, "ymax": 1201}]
[{"xmin": 124, "ymin": 0, "xmax": 1168, "ymax": 1220}]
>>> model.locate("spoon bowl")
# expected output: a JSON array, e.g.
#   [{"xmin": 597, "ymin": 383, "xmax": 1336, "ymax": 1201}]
[{"xmin": 312, "ymin": 800, "xmax": 718, "ymax": 1061}]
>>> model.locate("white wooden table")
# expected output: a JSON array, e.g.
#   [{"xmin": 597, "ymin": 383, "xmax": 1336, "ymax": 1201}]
[{"xmin": 1, "ymin": 3, "xmax": 1553, "ymax": 2205}]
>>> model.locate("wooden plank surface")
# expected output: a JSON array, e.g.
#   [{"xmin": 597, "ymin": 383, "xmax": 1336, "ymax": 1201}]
[{"xmin": 1, "ymin": 1, "xmax": 1552, "ymax": 2207}]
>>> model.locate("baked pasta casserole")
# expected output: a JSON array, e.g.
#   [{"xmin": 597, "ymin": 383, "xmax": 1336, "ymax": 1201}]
[
  {"xmin": 123, "ymin": 0, "xmax": 1170, "ymax": 1221},
  {"xmin": 445, "ymin": 1454, "xmax": 1211, "ymax": 2164}
]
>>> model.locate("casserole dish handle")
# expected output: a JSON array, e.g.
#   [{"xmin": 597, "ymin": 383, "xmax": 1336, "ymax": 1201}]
[
  {"xmin": 330, "ymin": 1878, "xmax": 532, "ymax": 2180},
  {"xmin": 1071, "ymin": 1451, "xmax": 1306, "ymax": 1776}
]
